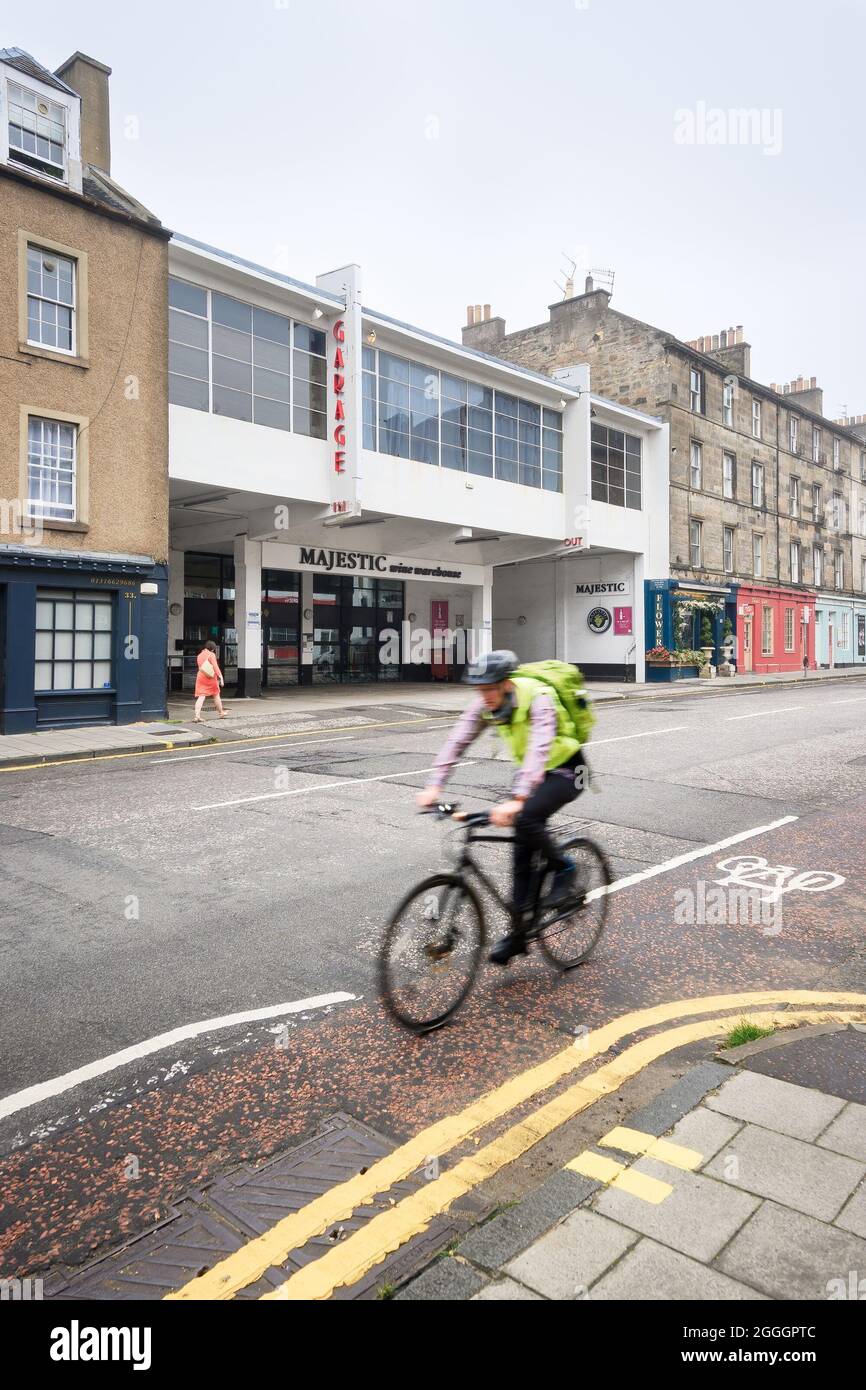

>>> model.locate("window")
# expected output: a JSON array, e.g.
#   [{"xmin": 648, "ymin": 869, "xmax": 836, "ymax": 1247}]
[
  {"xmin": 813, "ymin": 482, "xmax": 822, "ymax": 519},
  {"xmin": 860, "ymin": 451, "xmax": 866, "ymax": 482},
  {"xmin": 833, "ymin": 438, "xmax": 841, "ymax": 470},
  {"xmin": 840, "ymin": 610, "xmax": 851, "ymax": 648},
  {"xmin": 690, "ymin": 440, "xmax": 702, "ymax": 489},
  {"xmin": 752, "ymin": 399, "xmax": 762, "ymax": 439},
  {"xmin": 862, "ymin": 557, "xmax": 866, "ymax": 592},
  {"xmin": 812, "ymin": 427, "xmax": 821, "ymax": 463},
  {"xmin": 835, "ymin": 550, "xmax": 844, "ymax": 589},
  {"xmin": 784, "ymin": 608, "xmax": 795, "ymax": 652},
  {"xmin": 167, "ymin": 277, "xmax": 324, "ymax": 437},
  {"xmin": 751, "ymin": 461, "xmax": 764, "ymax": 508},
  {"xmin": 722, "ymin": 452, "xmax": 735, "ymax": 498},
  {"xmin": 790, "ymin": 540, "xmax": 801, "ymax": 584},
  {"xmin": 34, "ymin": 590, "xmax": 113, "ymax": 692},
  {"xmin": 762, "ymin": 605, "xmax": 773, "ymax": 655},
  {"xmin": 690, "ymin": 368, "xmax": 704, "ymax": 413},
  {"xmin": 7, "ymin": 80, "xmax": 67, "ymax": 180},
  {"xmin": 723, "ymin": 381, "xmax": 734, "ymax": 427},
  {"xmin": 690, "ymin": 519, "xmax": 702, "ymax": 567},
  {"xmin": 832, "ymin": 492, "xmax": 844, "ymax": 532},
  {"xmin": 753, "ymin": 533, "xmax": 763, "ymax": 577},
  {"xmin": 860, "ymin": 499, "xmax": 866, "ymax": 536},
  {"xmin": 723, "ymin": 525, "xmax": 734, "ymax": 574},
  {"xmin": 362, "ymin": 341, "xmax": 563, "ymax": 490},
  {"xmin": 27, "ymin": 416, "xmax": 76, "ymax": 520},
  {"xmin": 789, "ymin": 476, "xmax": 800, "ymax": 518},
  {"xmin": 789, "ymin": 415, "xmax": 799, "ymax": 454},
  {"xmin": 813, "ymin": 545, "xmax": 823, "ymax": 587},
  {"xmin": 591, "ymin": 423, "xmax": 641, "ymax": 508},
  {"xmin": 26, "ymin": 245, "xmax": 75, "ymax": 352}
]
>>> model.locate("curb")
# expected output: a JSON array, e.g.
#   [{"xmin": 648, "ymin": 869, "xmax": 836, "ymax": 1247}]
[
  {"xmin": 0, "ymin": 734, "xmax": 210, "ymax": 771},
  {"xmin": 715, "ymin": 1021, "xmax": 848, "ymax": 1065}
]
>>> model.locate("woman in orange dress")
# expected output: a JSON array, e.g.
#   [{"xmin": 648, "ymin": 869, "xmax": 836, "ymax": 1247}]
[{"xmin": 193, "ymin": 640, "xmax": 226, "ymax": 722}]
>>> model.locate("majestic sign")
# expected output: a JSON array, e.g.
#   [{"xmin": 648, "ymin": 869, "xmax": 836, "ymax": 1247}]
[
  {"xmin": 587, "ymin": 607, "xmax": 612, "ymax": 634},
  {"xmin": 295, "ymin": 546, "xmax": 466, "ymax": 581},
  {"xmin": 300, "ymin": 547, "xmax": 386, "ymax": 573},
  {"xmin": 333, "ymin": 319, "xmax": 347, "ymax": 476},
  {"xmin": 576, "ymin": 580, "xmax": 630, "ymax": 596}
]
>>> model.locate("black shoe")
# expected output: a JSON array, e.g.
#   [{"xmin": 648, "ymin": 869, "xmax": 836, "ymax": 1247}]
[
  {"xmin": 546, "ymin": 858, "xmax": 576, "ymax": 907},
  {"xmin": 488, "ymin": 932, "xmax": 529, "ymax": 966}
]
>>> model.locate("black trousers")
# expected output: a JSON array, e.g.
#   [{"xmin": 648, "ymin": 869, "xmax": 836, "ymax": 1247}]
[{"xmin": 512, "ymin": 753, "xmax": 584, "ymax": 919}]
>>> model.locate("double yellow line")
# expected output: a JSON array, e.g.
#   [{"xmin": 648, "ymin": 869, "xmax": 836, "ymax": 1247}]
[{"xmin": 165, "ymin": 989, "xmax": 866, "ymax": 1302}]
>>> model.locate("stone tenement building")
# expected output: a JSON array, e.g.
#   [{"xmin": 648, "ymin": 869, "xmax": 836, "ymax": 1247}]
[
  {"xmin": 0, "ymin": 47, "xmax": 170, "ymax": 730},
  {"xmin": 463, "ymin": 286, "xmax": 866, "ymax": 672}
]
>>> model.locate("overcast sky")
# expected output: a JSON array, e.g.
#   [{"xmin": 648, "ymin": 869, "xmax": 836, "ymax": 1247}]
[{"xmin": 13, "ymin": 0, "xmax": 864, "ymax": 411}]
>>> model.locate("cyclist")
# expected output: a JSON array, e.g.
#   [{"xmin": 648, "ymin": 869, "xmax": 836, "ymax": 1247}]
[{"xmin": 416, "ymin": 649, "xmax": 586, "ymax": 964}]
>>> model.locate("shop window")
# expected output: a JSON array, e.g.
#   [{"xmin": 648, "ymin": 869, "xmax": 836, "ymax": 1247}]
[
  {"xmin": 840, "ymin": 611, "xmax": 851, "ymax": 648},
  {"xmin": 761, "ymin": 605, "xmax": 773, "ymax": 655},
  {"xmin": 784, "ymin": 608, "xmax": 795, "ymax": 651},
  {"xmin": 34, "ymin": 589, "xmax": 113, "ymax": 691}
]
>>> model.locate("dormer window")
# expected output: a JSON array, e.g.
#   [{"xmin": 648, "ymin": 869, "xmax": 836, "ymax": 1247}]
[{"xmin": 7, "ymin": 79, "xmax": 67, "ymax": 180}]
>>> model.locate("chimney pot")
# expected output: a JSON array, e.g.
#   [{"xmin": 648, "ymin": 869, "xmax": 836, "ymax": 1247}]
[
  {"xmin": 467, "ymin": 305, "xmax": 474, "ymax": 326},
  {"xmin": 585, "ymin": 274, "xmax": 594, "ymax": 293},
  {"xmin": 736, "ymin": 326, "xmax": 743, "ymax": 344},
  {"xmin": 484, "ymin": 304, "xmax": 491, "ymax": 321}
]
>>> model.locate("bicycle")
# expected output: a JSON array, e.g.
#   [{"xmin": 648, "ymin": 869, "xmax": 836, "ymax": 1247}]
[{"xmin": 378, "ymin": 804, "xmax": 612, "ymax": 1034}]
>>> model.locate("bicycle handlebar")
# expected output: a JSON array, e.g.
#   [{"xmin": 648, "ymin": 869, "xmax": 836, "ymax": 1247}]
[{"xmin": 421, "ymin": 802, "xmax": 491, "ymax": 827}]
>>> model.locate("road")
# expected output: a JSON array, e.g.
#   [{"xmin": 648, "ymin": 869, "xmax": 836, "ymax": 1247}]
[{"xmin": 1, "ymin": 680, "xmax": 865, "ymax": 1283}]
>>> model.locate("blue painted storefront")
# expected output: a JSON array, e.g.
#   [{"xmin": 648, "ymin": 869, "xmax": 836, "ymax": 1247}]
[
  {"xmin": 814, "ymin": 594, "xmax": 866, "ymax": 668},
  {"xmin": 0, "ymin": 549, "xmax": 168, "ymax": 733},
  {"xmin": 644, "ymin": 579, "xmax": 737, "ymax": 679}
]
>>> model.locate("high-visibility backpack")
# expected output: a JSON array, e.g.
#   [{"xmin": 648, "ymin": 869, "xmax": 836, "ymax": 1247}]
[{"xmin": 514, "ymin": 660, "xmax": 596, "ymax": 746}]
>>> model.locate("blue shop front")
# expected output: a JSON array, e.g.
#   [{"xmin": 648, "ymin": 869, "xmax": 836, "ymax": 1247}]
[
  {"xmin": 645, "ymin": 578, "xmax": 737, "ymax": 680},
  {"xmin": 0, "ymin": 547, "xmax": 168, "ymax": 733}
]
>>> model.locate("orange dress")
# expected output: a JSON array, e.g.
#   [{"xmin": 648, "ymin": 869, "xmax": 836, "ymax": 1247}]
[{"xmin": 195, "ymin": 649, "xmax": 222, "ymax": 697}]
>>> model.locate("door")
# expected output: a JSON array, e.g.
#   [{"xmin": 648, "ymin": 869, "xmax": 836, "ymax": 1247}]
[
  {"xmin": 829, "ymin": 616, "xmax": 835, "ymax": 669},
  {"xmin": 742, "ymin": 617, "xmax": 753, "ymax": 672}
]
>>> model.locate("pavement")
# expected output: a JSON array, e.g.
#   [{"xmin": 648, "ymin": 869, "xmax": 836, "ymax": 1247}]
[
  {"xmin": 395, "ymin": 1024, "xmax": 866, "ymax": 1302},
  {"xmin": 1, "ymin": 664, "xmax": 864, "ymax": 770}
]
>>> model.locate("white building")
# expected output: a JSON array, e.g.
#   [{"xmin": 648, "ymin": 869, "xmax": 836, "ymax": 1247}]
[{"xmin": 167, "ymin": 237, "xmax": 669, "ymax": 691}]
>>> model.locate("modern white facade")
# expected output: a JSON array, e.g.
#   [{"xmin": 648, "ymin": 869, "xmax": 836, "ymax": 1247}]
[{"xmin": 167, "ymin": 237, "xmax": 669, "ymax": 691}]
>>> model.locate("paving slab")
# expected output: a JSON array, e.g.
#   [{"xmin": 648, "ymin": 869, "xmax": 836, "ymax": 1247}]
[
  {"xmin": 741, "ymin": 1028, "xmax": 866, "ymax": 1106},
  {"xmin": 457, "ymin": 1169, "xmax": 595, "ymax": 1270},
  {"xmin": 715, "ymin": 1201, "xmax": 866, "ymax": 1301},
  {"xmin": 504, "ymin": 1209, "xmax": 638, "ymax": 1300},
  {"xmin": 834, "ymin": 1183, "xmax": 866, "ymax": 1239},
  {"xmin": 590, "ymin": 1238, "xmax": 767, "ymax": 1301},
  {"xmin": 817, "ymin": 1102, "xmax": 866, "ymax": 1163},
  {"xmin": 703, "ymin": 1122, "xmax": 865, "ymax": 1221},
  {"xmin": 472, "ymin": 1277, "xmax": 543, "ymax": 1301},
  {"xmin": 664, "ymin": 1105, "xmax": 743, "ymax": 1166},
  {"xmin": 592, "ymin": 1157, "xmax": 760, "ymax": 1262},
  {"xmin": 705, "ymin": 1070, "xmax": 846, "ymax": 1140}
]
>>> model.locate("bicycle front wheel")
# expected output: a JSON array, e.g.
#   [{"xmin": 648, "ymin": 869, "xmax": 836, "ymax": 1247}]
[
  {"xmin": 539, "ymin": 837, "xmax": 612, "ymax": 970},
  {"xmin": 378, "ymin": 874, "xmax": 485, "ymax": 1034}
]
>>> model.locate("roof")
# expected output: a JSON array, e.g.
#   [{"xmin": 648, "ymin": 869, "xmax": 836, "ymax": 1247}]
[
  {"xmin": 0, "ymin": 47, "xmax": 78, "ymax": 97},
  {"xmin": 83, "ymin": 167, "xmax": 163, "ymax": 227},
  {"xmin": 171, "ymin": 233, "xmax": 345, "ymax": 306}
]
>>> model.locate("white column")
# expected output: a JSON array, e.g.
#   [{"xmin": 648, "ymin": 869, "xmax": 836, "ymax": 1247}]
[
  {"xmin": 471, "ymin": 567, "xmax": 494, "ymax": 659},
  {"xmin": 234, "ymin": 536, "xmax": 262, "ymax": 696},
  {"xmin": 633, "ymin": 552, "xmax": 646, "ymax": 683},
  {"xmin": 300, "ymin": 571, "xmax": 315, "ymax": 685}
]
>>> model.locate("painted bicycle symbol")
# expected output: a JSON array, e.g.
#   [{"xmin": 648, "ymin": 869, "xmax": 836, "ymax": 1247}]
[{"xmin": 713, "ymin": 856, "xmax": 846, "ymax": 906}]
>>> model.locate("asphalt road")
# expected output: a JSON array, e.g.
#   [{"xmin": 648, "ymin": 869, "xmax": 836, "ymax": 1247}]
[{"xmin": 2, "ymin": 680, "xmax": 866, "ymax": 1275}]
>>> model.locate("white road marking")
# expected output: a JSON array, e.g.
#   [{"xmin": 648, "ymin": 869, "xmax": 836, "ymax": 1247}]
[
  {"xmin": 0, "ymin": 993, "xmax": 356, "ymax": 1123},
  {"xmin": 154, "ymin": 736, "xmax": 353, "ymax": 764},
  {"xmin": 193, "ymin": 762, "xmax": 473, "ymax": 812},
  {"xmin": 725, "ymin": 706, "xmax": 803, "ymax": 721},
  {"xmin": 591, "ymin": 726, "xmax": 688, "ymax": 745},
  {"xmin": 588, "ymin": 815, "xmax": 800, "ymax": 901},
  {"xmin": 830, "ymin": 697, "xmax": 866, "ymax": 705}
]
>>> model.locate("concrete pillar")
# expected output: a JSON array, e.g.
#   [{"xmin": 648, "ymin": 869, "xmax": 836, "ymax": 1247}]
[
  {"xmin": 167, "ymin": 549, "xmax": 185, "ymax": 692},
  {"xmin": 471, "ymin": 567, "xmax": 494, "ymax": 660},
  {"xmin": 234, "ymin": 537, "xmax": 262, "ymax": 697},
  {"xmin": 299, "ymin": 571, "xmax": 315, "ymax": 686},
  {"xmin": 633, "ymin": 553, "xmax": 646, "ymax": 683},
  {"xmin": 555, "ymin": 557, "xmax": 569, "ymax": 663}
]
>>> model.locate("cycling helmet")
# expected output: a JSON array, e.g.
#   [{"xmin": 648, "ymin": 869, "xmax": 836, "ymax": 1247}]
[{"xmin": 462, "ymin": 649, "xmax": 518, "ymax": 686}]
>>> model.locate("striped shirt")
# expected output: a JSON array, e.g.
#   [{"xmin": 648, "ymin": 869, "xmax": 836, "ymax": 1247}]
[{"xmin": 430, "ymin": 691, "xmax": 559, "ymax": 800}]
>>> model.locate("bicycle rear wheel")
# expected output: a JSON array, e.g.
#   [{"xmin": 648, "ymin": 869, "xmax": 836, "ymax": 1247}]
[
  {"xmin": 538, "ymin": 837, "xmax": 611, "ymax": 970},
  {"xmin": 378, "ymin": 874, "xmax": 485, "ymax": 1033}
]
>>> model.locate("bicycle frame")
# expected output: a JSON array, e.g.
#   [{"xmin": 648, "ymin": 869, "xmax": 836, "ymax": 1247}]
[{"xmin": 451, "ymin": 826, "xmax": 551, "ymax": 933}]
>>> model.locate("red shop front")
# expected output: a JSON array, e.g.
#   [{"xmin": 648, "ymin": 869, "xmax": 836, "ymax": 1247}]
[{"xmin": 736, "ymin": 583, "xmax": 816, "ymax": 674}]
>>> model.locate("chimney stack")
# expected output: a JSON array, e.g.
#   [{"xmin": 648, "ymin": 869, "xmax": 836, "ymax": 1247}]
[
  {"xmin": 585, "ymin": 273, "xmax": 594, "ymax": 293},
  {"xmin": 55, "ymin": 52, "xmax": 112, "ymax": 175}
]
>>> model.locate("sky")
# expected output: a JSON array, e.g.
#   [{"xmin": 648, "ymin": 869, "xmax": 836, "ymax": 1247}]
[{"xmin": 11, "ymin": 0, "xmax": 865, "ymax": 411}]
